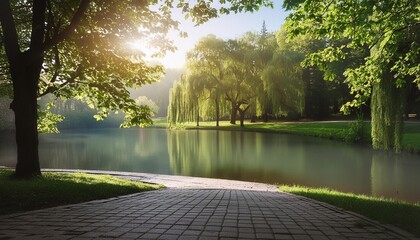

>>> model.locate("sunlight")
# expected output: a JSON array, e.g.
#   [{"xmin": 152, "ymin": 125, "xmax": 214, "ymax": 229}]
[
  {"xmin": 127, "ymin": 39, "xmax": 154, "ymax": 58},
  {"xmin": 127, "ymin": 39, "xmax": 184, "ymax": 69}
]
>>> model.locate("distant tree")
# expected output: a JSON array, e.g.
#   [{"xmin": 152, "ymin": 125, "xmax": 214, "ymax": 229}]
[
  {"xmin": 262, "ymin": 49, "xmax": 305, "ymax": 119},
  {"xmin": 0, "ymin": 0, "xmax": 273, "ymax": 177},
  {"xmin": 185, "ymin": 35, "xmax": 228, "ymax": 126},
  {"xmin": 130, "ymin": 68, "xmax": 185, "ymax": 117},
  {"xmin": 135, "ymin": 96, "xmax": 159, "ymax": 116},
  {"xmin": 224, "ymin": 39, "xmax": 260, "ymax": 126},
  {"xmin": 240, "ymin": 30, "xmax": 277, "ymax": 122}
]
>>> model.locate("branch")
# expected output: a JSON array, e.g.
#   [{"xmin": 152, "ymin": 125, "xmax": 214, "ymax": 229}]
[
  {"xmin": 0, "ymin": 0, "xmax": 21, "ymax": 64},
  {"xmin": 369, "ymin": 21, "xmax": 420, "ymax": 50},
  {"xmin": 45, "ymin": 0, "xmax": 54, "ymax": 42},
  {"xmin": 49, "ymin": 45, "xmax": 61, "ymax": 84},
  {"xmin": 38, "ymin": 67, "xmax": 82, "ymax": 97},
  {"xmin": 30, "ymin": 0, "xmax": 47, "ymax": 52},
  {"xmin": 43, "ymin": 0, "xmax": 90, "ymax": 50}
]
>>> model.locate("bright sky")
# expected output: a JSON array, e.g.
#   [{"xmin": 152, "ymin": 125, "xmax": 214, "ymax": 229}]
[{"xmin": 131, "ymin": 2, "xmax": 288, "ymax": 69}]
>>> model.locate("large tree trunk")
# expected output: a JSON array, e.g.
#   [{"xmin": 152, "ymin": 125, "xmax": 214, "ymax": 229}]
[
  {"xmin": 1, "ymin": 0, "xmax": 46, "ymax": 177},
  {"xmin": 10, "ymin": 54, "xmax": 42, "ymax": 177},
  {"xmin": 230, "ymin": 101, "xmax": 237, "ymax": 124}
]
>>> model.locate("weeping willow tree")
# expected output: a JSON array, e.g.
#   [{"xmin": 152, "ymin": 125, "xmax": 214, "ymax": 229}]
[
  {"xmin": 262, "ymin": 50, "xmax": 305, "ymax": 118},
  {"xmin": 168, "ymin": 75, "xmax": 197, "ymax": 125},
  {"xmin": 370, "ymin": 46, "xmax": 407, "ymax": 150}
]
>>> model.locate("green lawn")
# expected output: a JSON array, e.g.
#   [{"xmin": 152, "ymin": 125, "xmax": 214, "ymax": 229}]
[
  {"xmin": 160, "ymin": 119, "xmax": 420, "ymax": 152},
  {"xmin": 280, "ymin": 185, "xmax": 420, "ymax": 237},
  {"xmin": 0, "ymin": 169, "xmax": 163, "ymax": 215}
]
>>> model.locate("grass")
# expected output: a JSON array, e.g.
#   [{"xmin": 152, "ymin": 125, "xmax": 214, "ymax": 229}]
[
  {"xmin": 0, "ymin": 169, "xmax": 163, "ymax": 215},
  {"xmin": 161, "ymin": 119, "xmax": 420, "ymax": 152},
  {"xmin": 162, "ymin": 120, "xmax": 365, "ymax": 141},
  {"xmin": 280, "ymin": 185, "xmax": 420, "ymax": 236}
]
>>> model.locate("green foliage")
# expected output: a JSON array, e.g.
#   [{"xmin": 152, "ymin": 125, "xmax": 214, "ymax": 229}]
[
  {"xmin": 262, "ymin": 49, "xmax": 305, "ymax": 118},
  {"xmin": 135, "ymin": 96, "xmax": 159, "ymax": 116},
  {"xmin": 37, "ymin": 102, "xmax": 64, "ymax": 133},
  {"xmin": 280, "ymin": 185, "xmax": 420, "ymax": 236},
  {"xmin": 284, "ymin": 0, "xmax": 419, "ymax": 150},
  {"xmin": 177, "ymin": 0, "xmax": 273, "ymax": 24},
  {"xmin": 0, "ymin": 169, "xmax": 162, "ymax": 215},
  {"xmin": 169, "ymin": 35, "xmax": 228, "ymax": 126},
  {"xmin": 344, "ymin": 114, "xmax": 366, "ymax": 143},
  {"xmin": 371, "ymin": 68, "xmax": 406, "ymax": 151}
]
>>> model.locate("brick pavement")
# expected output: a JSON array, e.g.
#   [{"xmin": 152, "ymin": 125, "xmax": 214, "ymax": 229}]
[{"xmin": 0, "ymin": 171, "xmax": 418, "ymax": 240}]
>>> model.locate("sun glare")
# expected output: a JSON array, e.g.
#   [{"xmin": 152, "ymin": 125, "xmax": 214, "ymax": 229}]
[{"xmin": 127, "ymin": 39, "xmax": 185, "ymax": 69}]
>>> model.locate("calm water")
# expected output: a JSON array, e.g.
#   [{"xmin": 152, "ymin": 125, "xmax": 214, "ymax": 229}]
[{"xmin": 1, "ymin": 128, "xmax": 420, "ymax": 203}]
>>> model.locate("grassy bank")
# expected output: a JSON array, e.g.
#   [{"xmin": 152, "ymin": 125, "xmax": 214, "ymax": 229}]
[
  {"xmin": 159, "ymin": 120, "xmax": 420, "ymax": 152},
  {"xmin": 0, "ymin": 169, "xmax": 162, "ymax": 215},
  {"xmin": 280, "ymin": 185, "xmax": 420, "ymax": 236}
]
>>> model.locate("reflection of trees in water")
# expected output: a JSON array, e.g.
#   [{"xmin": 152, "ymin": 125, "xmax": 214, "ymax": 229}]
[
  {"xmin": 167, "ymin": 130, "xmax": 375, "ymax": 194},
  {"xmin": 38, "ymin": 128, "xmax": 171, "ymax": 173},
  {"xmin": 371, "ymin": 151, "xmax": 420, "ymax": 203},
  {"xmin": 167, "ymin": 130, "xmax": 309, "ymax": 182},
  {"xmin": 297, "ymin": 140, "xmax": 373, "ymax": 195}
]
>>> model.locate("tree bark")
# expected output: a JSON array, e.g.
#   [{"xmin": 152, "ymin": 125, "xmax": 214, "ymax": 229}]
[
  {"xmin": 215, "ymin": 98, "xmax": 219, "ymax": 127},
  {"xmin": 238, "ymin": 105, "xmax": 250, "ymax": 128},
  {"xmin": 11, "ymin": 53, "xmax": 43, "ymax": 177},
  {"xmin": 239, "ymin": 110, "xmax": 245, "ymax": 127},
  {"xmin": 230, "ymin": 101, "xmax": 237, "ymax": 124},
  {"xmin": 0, "ymin": 0, "xmax": 46, "ymax": 177},
  {"xmin": 196, "ymin": 108, "xmax": 200, "ymax": 127}
]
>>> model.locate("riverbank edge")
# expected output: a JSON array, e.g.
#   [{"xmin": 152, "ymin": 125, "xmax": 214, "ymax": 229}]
[{"xmin": 154, "ymin": 120, "xmax": 420, "ymax": 154}]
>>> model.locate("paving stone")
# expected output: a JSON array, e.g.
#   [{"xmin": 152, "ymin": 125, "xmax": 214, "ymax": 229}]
[{"xmin": 0, "ymin": 172, "xmax": 416, "ymax": 240}]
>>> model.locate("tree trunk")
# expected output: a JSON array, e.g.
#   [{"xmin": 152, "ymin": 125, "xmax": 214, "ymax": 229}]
[
  {"xmin": 196, "ymin": 110, "xmax": 200, "ymax": 127},
  {"xmin": 1, "ymin": 0, "xmax": 47, "ymax": 178},
  {"xmin": 238, "ymin": 105, "xmax": 250, "ymax": 128},
  {"xmin": 263, "ymin": 111, "xmax": 269, "ymax": 122},
  {"xmin": 10, "ymin": 53, "xmax": 42, "ymax": 177},
  {"xmin": 230, "ymin": 101, "xmax": 237, "ymax": 124},
  {"xmin": 239, "ymin": 110, "xmax": 245, "ymax": 127},
  {"xmin": 215, "ymin": 98, "xmax": 219, "ymax": 127}
]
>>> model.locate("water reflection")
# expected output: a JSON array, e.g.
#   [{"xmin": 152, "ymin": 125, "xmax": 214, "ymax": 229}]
[
  {"xmin": 167, "ymin": 130, "xmax": 420, "ymax": 203},
  {"xmin": 0, "ymin": 128, "xmax": 419, "ymax": 203},
  {"xmin": 36, "ymin": 129, "xmax": 172, "ymax": 174}
]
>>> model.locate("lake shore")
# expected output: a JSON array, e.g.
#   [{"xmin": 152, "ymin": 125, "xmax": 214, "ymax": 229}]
[{"xmin": 155, "ymin": 119, "xmax": 420, "ymax": 153}]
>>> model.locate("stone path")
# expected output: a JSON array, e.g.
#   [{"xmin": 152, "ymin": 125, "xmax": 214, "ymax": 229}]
[{"xmin": 0, "ymin": 170, "xmax": 418, "ymax": 240}]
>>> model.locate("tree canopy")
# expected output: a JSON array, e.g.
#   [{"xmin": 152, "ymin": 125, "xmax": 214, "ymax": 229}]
[{"xmin": 283, "ymin": 0, "xmax": 419, "ymax": 151}]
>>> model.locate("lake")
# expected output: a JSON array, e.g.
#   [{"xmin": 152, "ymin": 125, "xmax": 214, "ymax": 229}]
[{"xmin": 1, "ymin": 127, "xmax": 420, "ymax": 203}]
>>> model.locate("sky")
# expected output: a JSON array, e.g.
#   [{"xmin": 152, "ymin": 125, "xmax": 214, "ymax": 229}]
[{"xmin": 131, "ymin": 2, "xmax": 289, "ymax": 69}]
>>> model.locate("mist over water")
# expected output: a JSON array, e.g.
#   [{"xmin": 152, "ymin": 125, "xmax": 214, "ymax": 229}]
[{"xmin": 1, "ymin": 128, "xmax": 419, "ymax": 203}]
